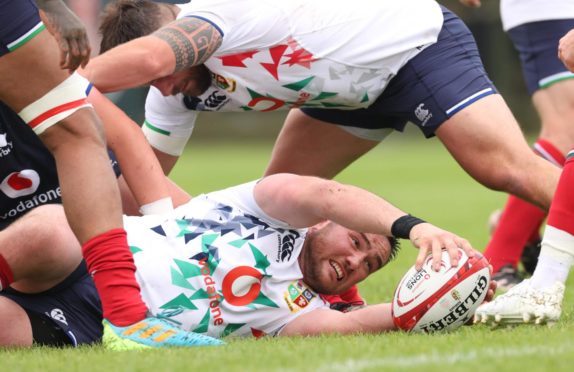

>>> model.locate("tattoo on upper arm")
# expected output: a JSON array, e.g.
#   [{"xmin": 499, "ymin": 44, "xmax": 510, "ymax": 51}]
[{"xmin": 152, "ymin": 17, "xmax": 222, "ymax": 72}]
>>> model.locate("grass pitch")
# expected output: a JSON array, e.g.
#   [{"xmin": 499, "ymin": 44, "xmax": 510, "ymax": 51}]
[{"xmin": 3, "ymin": 135, "xmax": 573, "ymax": 371}]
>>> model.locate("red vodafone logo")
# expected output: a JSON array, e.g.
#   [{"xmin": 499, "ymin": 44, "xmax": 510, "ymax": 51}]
[
  {"xmin": 222, "ymin": 266, "xmax": 263, "ymax": 306},
  {"xmin": 1, "ymin": 170, "xmax": 40, "ymax": 198}
]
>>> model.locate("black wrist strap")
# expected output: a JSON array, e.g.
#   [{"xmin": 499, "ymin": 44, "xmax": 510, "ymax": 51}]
[{"xmin": 391, "ymin": 214, "xmax": 426, "ymax": 239}]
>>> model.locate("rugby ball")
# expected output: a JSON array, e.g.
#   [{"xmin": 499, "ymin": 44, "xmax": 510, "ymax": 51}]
[{"xmin": 392, "ymin": 249, "xmax": 490, "ymax": 333}]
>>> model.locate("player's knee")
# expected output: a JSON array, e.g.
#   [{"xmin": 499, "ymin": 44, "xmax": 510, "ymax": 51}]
[
  {"xmin": 0, "ymin": 297, "xmax": 33, "ymax": 347},
  {"xmin": 23, "ymin": 205, "xmax": 76, "ymax": 250},
  {"xmin": 472, "ymin": 161, "xmax": 519, "ymax": 193}
]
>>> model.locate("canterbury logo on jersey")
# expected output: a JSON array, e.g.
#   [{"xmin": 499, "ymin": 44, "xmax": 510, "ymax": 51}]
[
  {"xmin": 276, "ymin": 231, "xmax": 300, "ymax": 263},
  {"xmin": 183, "ymin": 90, "xmax": 229, "ymax": 111}
]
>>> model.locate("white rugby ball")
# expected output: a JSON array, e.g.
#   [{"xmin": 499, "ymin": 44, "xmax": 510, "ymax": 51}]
[{"xmin": 392, "ymin": 249, "xmax": 490, "ymax": 333}]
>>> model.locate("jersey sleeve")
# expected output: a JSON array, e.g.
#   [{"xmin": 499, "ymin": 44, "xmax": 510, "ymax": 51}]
[
  {"xmin": 143, "ymin": 87, "xmax": 198, "ymax": 156},
  {"xmin": 206, "ymin": 181, "xmax": 296, "ymax": 230},
  {"xmin": 177, "ymin": 0, "xmax": 286, "ymax": 56}
]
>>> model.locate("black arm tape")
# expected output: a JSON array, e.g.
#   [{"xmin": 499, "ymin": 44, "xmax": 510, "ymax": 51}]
[{"xmin": 391, "ymin": 214, "xmax": 426, "ymax": 239}]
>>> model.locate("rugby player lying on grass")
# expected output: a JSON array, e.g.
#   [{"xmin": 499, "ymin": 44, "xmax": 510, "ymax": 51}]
[{"xmin": 0, "ymin": 174, "xmax": 495, "ymax": 347}]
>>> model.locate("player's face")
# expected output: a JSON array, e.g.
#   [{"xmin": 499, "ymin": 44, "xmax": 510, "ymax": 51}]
[
  {"xmin": 299, "ymin": 222, "xmax": 392, "ymax": 295},
  {"xmin": 151, "ymin": 64, "xmax": 212, "ymax": 96}
]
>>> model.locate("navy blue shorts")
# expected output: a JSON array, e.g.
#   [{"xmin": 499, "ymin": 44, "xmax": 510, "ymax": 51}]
[
  {"xmin": 0, "ymin": 261, "xmax": 103, "ymax": 346},
  {"xmin": 301, "ymin": 7, "xmax": 497, "ymax": 138},
  {"xmin": 0, "ymin": 0, "xmax": 44, "ymax": 58},
  {"xmin": 507, "ymin": 19, "xmax": 574, "ymax": 95}
]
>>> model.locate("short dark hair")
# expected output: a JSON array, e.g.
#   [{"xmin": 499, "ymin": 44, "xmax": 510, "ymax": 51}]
[
  {"xmin": 99, "ymin": 0, "xmax": 164, "ymax": 53},
  {"xmin": 387, "ymin": 237, "xmax": 400, "ymax": 263}
]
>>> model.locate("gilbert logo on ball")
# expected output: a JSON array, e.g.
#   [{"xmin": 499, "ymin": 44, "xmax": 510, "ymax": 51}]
[{"xmin": 392, "ymin": 249, "xmax": 490, "ymax": 332}]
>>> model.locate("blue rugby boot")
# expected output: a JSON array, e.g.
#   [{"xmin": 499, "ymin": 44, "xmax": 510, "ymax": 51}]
[{"xmin": 102, "ymin": 314, "xmax": 223, "ymax": 350}]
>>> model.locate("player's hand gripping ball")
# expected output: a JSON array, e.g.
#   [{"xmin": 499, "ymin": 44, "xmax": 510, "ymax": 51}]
[{"xmin": 392, "ymin": 248, "xmax": 490, "ymax": 332}]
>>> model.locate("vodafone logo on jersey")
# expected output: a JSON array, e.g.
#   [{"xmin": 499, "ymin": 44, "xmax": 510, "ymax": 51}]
[
  {"xmin": 1, "ymin": 170, "xmax": 40, "ymax": 198},
  {"xmin": 222, "ymin": 266, "xmax": 263, "ymax": 306}
]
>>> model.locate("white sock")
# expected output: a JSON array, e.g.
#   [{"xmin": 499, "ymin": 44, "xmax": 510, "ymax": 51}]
[{"xmin": 530, "ymin": 226, "xmax": 574, "ymax": 290}]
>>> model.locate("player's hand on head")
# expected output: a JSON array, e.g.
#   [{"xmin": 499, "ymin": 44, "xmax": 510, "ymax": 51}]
[
  {"xmin": 559, "ymin": 29, "xmax": 574, "ymax": 72},
  {"xmin": 410, "ymin": 223, "xmax": 474, "ymax": 272},
  {"xmin": 39, "ymin": 7, "xmax": 91, "ymax": 71},
  {"xmin": 459, "ymin": 0, "xmax": 482, "ymax": 7}
]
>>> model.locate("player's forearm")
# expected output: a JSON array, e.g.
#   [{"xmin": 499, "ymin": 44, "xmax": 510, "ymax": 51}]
[
  {"xmin": 81, "ymin": 37, "xmax": 175, "ymax": 93},
  {"xmin": 281, "ymin": 303, "xmax": 397, "ymax": 336},
  {"xmin": 112, "ymin": 136, "xmax": 172, "ymax": 210},
  {"xmin": 88, "ymin": 89, "xmax": 172, "ymax": 208},
  {"xmin": 343, "ymin": 303, "xmax": 397, "ymax": 333},
  {"xmin": 152, "ymin": 148, "xmax": 180, "ymax": 175}
]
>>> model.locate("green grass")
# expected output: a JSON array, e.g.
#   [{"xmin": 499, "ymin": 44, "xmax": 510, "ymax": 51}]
[{"xmin": 3, "ymin": 136, "xmax": 574, "ymax": 371}]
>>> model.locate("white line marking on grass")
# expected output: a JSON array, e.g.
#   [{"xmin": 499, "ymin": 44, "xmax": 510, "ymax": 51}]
[{"xmin": 294, "ymin": 343, "xmax": 574, "ymax": 372}]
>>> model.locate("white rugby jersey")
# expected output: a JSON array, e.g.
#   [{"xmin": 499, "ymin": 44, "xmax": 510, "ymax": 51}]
[
  {"xmin": 143, "ymin": 0, "xmax": 443, "ymax": 155},
  {"xmin": 501, "ymin": 0, "xmax": 574, "ymax": 31},
  {"xmin": 123, "ymin": 181, "xmax": 328, "ymax": 338}
]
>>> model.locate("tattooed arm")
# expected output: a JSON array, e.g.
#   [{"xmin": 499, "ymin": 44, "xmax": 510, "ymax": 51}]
[{"xmin": 81, "ymin": 17, "xmax": 222, "ymax": 93}]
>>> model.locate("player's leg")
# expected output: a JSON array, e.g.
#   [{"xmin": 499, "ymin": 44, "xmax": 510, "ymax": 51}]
[
  {"xmin": 534, "ymin": 81, "xmax": 574, "ymax": 154},
  {"xmin": 0, "ymin": 297, "xmax": 33, "ymax": 347},
  {"xmin": 0, "ymin": 207, "xmax": 91, "ymax": 348},
  {"xmin": 1, "ymin": 262, "xmax": 103, "ymax": 348},
  {"xmin": 265, "ymin": 109, "xmax": 380, "ymax": 178},
  {"xmin": 0, "ymin": 8, "xmax": 148, "ymax": 331},
  {"xmin": 435, "ymin": 94, "xmax": 559, "ymax": 210},
  {"xmin": 475, "ymin": 149, "xmax": 574, "ymax": 325},
  {"xmin": 423, "ymin": 8, "xmax": 562, "ymax": 209},
  {"xmin": 481, "ymin": 20, "xmax": 574, "ymax": 286},
  {"xmin": 0, "ymin": 1, "xmax": 220, "ymax": 348},
  {"xmin": 0, "ymin": 206, "xmax": 84, "ymax": 348},
  {"xmin": 0, "ymin": 205, "xmax": 82, "ymax": 294},
  {"xmin": 362, "ymin": 6, "xmax": 562, "ymax": 210},
  {"xmin": 0, "ymin": 12, "xmax": 124, "ymax": 243},
  {"xmin": 483, "ymin": 88, "xmax": 573, "ymax": 288}
]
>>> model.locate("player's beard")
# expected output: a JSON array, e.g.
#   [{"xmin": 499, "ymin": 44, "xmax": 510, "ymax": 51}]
[{"xmin": 299, "ymin": 233, "xmax": 334, "ymax": 295}]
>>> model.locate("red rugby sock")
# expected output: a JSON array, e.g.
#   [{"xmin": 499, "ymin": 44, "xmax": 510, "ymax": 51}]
[
  {"xmin": 82, "ymin": 228, "xmax": 147, "ymax": 326},
  {"xmin": 0, "ymin": 254, "xmax": 14, "ymax": 291},
  {"xmin": 484, "ymin": 197, "xmax": 546, "ymax": 273},
  {"xmin": 484, "ymin": 139, "xmax": 565, "ymax": 273},
  {"xmin": 547, "ymin": 152, "xmax": 574, "ymax": 234}
]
